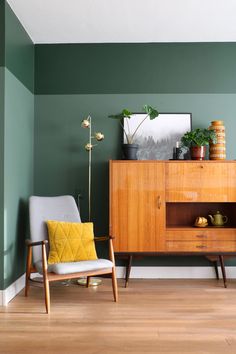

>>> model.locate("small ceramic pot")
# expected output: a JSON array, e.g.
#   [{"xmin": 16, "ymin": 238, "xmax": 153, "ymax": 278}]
[{"xmin": 190, "ymin": 146, "xmax": 206, "ymax": 160}]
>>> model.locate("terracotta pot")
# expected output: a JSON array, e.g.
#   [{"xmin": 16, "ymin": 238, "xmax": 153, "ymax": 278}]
[
  {"xmin": 122, "ymin": 144, "xmax": 139, "ymax": 160},
  {"xmin": 190, "ymin": 146, "xmax": 206, "ymax": 160}
]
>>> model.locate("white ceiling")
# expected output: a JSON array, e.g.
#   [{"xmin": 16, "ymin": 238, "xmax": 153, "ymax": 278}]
[{"xmin": 6, "ymin": 0, "xmax": 236, "ymax": 44}]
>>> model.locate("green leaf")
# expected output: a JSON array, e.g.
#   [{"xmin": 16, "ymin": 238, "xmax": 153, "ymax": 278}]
[
  {"xmin": 122, "ymin": 109, "xmax": 133, "ymax": 118},
  {"xmin": 181, "ymin": 128, "xmax": 218, "ymax": 147},
  {"xmin": 143, "ymin": 105, "xmax": 159, "ymax": 120},
  {"xmin": 108, "ymin": 108, "xmax": 133, "ymax": 120}
]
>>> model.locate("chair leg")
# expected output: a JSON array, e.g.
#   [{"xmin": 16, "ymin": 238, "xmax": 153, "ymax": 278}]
[
  {"xmin": 109, "ymin": 238, "xmax": 118, "ymax": 302},
  {"xmin": 44, "ymin": 278, "xmax": 50, "ymax": 314},
  {"xmin": 42, "ymin": 243, "xmax": 51, "ymax": 313},
  {"xmin": 111, "ymin": 267, "xmax": 118, "ymax": 302},
  {"xmin": 25, "ymin": 246, "xmax": 32, "ymax": 297}
]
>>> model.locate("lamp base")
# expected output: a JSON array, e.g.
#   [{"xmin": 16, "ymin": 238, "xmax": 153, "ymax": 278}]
[{"xmin": 77, "ymin": 277, "xmax": 102, "ymax": 286}]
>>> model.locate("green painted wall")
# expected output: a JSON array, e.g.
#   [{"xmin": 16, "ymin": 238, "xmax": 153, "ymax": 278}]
[
  {"xmin": 34, "ymin": 42, "xmax": 236, "ymax": 266},
  {"xmin": 5, "ymin": 2, "xmax": 34, "ymax": 93},
  {"xmin": 0, "ymin": 67, "xmax": 4, "ymax": 289},
  {"xmin": 0, "ymin": 1, "xmax": 34, "ymax": 290},
  {"xmin": 35, "ymin": 43, "xmax": 236, "ymax": 94},
  {"xmin": 35, "ymin": 93, "xmax": 236, "ymax": 266},
  {"xmin": 0, "ymin": 0, "xmax": 5, "ymax": 290},
  {"xmin": 0, "ymin": 0, "xmax": 5, "ymax": 66},
  {"xmin": 4, "ymin": 68, "xmax": 34, "ymax": 288}
]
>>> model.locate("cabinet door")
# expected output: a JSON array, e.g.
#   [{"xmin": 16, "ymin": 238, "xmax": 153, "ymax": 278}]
[
  {"xmin": 166, "ymin": 162, "xmax": 236, "ymax": 202},
  {"xmin": 109, "ymin": 161, "xmax": 165, "ymax": 252}
]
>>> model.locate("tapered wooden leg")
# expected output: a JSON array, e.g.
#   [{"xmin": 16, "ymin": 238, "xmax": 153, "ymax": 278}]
[
  {"xmin": 43, "ymin": 277, "xmax": 50, "ymax": 314},
  {"xmin": 86, "ymin": 276, "xmax": 90, "ymax": 287},
  {"xmin": 125, "ymin": 254, "xmax": 133, "ymax": 288},
  {"xmin": 42, "ymin": 243, "xmax": 50, "ymax": 313},
  {"xmin": 25, "ymin": 245, "xmax": 32, "ymax": 297},
  {"xmin": 214, "ymin": 260, "xmax": 219, "ymax": 280},
  {"xmin": 109, "ymin": 238, "xmax": 118, "ymax": 302},
  {"xmin": 112, "ymin": 268, "xmax": 118, "ymax": 302},
  {"xmin": 219, "ymin": 255, "xmax": 227, "ymax": 288}
]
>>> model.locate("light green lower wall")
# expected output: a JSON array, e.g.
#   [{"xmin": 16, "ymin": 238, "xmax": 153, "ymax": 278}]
[
  {"xmin": 3, "ymin": 68, "xmax": 34, "ymax": 288},
  {"xmin": 0, "ymin": 67, "xmax": 4, "ymax": 289},
  {"xmin": 35, "ymin": 94, "xmax": 236, "ymax": 266}
]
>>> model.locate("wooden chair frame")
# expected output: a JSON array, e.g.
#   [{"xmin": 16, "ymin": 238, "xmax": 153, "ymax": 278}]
[{"xmin": 25, "ymin": 236, "xmax": 118, "ymax": 314}]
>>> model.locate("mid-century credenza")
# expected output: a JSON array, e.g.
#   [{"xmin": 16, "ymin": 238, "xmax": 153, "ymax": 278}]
[{"xmin": 109, "ymin": 160, "xmax": 236, "ymax": 287}]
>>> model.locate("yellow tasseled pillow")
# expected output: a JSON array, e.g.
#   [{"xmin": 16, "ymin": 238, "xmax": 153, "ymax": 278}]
[{"xmin": 46, "ymin": 221, "xmax": 97, "ymax": 264}]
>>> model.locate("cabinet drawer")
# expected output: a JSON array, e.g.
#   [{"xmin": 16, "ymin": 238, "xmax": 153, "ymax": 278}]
[
  {"xmin": 166, "ymin": 162, "xmax": 236, "ymax": 202},
  {"xmin": 166, "ymin": 229, "xmax": 236, "ymax": 241},
  {"xmin": 166, "ymin": 241, "xmax": 236, "ymax": 252}
]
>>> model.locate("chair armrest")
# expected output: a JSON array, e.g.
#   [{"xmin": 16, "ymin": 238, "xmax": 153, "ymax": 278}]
[
  {"xmin": 94, "ymin": 236, "xmax": 115, "ymax": 242},
  {"xmin": 25, "ymin": 239, "xmax": 48, "ymax": 247}
]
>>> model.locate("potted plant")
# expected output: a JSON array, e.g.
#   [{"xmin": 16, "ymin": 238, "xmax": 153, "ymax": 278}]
[
  {"xmin": 181, "ymin": 128, "xmax": 217, "ymax": 160},
  {"xmin": 109, "ymin": 105, "xmax": 159, "ymax": 160}
]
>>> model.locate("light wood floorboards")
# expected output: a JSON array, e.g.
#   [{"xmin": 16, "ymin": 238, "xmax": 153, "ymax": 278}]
[{"xmin": 1, "ymin": 279, "xmax": 236, "ymax": 353}]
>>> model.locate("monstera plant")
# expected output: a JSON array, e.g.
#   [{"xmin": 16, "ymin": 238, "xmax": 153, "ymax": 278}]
[{"xmin": 109, "ymin": 105, "xmax": 159, "ymax": 159}]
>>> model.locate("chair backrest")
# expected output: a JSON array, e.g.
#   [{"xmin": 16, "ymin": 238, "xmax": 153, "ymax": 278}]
[{"xmin": 29, "ymin": 195, "xmax": 81, "ymax": 264}]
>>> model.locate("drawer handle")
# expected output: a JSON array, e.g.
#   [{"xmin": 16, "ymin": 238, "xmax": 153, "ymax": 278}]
[
  {"xmin": 196, "ymin": 234, "xmax": 207, "ymax": 238},
  {"xmin": 196, "ymin": 245, "xmax": 207, "ymax": 249},
  {"xmin": 157, "ymin": 195, "xmax": 162, "ymax": 209}
]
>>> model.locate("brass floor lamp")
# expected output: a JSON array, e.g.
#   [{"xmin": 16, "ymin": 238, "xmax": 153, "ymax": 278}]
[{"xmin": 78, "ymin": 115, "xmax": 104, "ymax": 286}]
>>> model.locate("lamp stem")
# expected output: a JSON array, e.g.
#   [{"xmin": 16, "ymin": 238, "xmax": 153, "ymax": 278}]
[{"xmin": 88, "ymin": 116, "xmax": 92, "ymax": 221}]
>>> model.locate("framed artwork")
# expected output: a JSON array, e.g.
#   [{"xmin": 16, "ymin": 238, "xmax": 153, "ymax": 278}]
[{"xmin": 124, "ymin": 113, "xmax": 192, "ymax": 160}]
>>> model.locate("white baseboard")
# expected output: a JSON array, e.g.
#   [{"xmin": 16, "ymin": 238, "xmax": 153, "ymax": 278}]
[
  {"xmin": 0, "ymin": 273, "xmax": 26, "ymax": 306},
  {"xmin": 1, "ymin": 266, "xmax": 236, "ymax": 306},
  {"xmin": 0, "ymin": 273, "xmax": 40, "ymax": 307},
  {"xmin": 116, "ymin": 266, "xmax": 236, "ymax": 279}
]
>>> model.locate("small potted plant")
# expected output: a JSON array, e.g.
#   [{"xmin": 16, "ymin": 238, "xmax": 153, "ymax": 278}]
[
  {"xmin": 109, "ymin": 105, "xmax": 159, "ymax": 159},
  {"xmin": 181, "ymin": 128, "xmax": 217, "ymax": 160}
]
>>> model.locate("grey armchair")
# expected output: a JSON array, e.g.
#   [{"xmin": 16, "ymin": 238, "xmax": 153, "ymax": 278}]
[{"xmin": 25, "ymin": 195, "xmax": 118, "ymax": 313}]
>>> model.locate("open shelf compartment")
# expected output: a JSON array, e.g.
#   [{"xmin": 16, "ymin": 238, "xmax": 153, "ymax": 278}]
[{"xmin": 166, "ymin": 202, "xmax": 236, "ymax": 229}]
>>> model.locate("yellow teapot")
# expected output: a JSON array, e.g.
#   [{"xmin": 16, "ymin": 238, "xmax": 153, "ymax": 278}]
[{"xmin": 208, "ymin": 211, "xmax": 228, "ymax": 227}]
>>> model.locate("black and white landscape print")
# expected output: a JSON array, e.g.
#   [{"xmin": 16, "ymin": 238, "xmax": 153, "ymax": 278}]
[{"xmin": 124, "ymin": 113, "xmax": 192, "ymax": 160}]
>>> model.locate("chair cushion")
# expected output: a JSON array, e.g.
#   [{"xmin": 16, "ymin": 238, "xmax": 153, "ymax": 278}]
[
  {"xmin": 46, "ymin": 221, "xmax": 97, "ymax": 264},
  {"xmin": 35, "ymin": 259, "xmax": 113, "ymax": 275}
]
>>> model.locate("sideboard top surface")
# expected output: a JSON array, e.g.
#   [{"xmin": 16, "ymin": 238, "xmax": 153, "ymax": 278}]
[{"xmin": 110, "ymin": 160, "xmax": 236, "ymax": 163}]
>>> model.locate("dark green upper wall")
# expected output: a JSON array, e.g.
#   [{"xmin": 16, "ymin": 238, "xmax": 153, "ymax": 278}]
[
  {"xmin": 35, "ymin": 43, "xmax": 236, "ymax": 94},
  {"xmin": 0, "ymin": 0, "xmax": 5, "ymax": 65},
  {"xmin": 5, "ymin": 2, "xmax": 34, "ymax": 92}
]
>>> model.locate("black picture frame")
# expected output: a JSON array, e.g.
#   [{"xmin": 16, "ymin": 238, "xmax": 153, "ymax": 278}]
[{"xmin": 123, "ymin": 112, "xmax": 192, "ymax": 160}]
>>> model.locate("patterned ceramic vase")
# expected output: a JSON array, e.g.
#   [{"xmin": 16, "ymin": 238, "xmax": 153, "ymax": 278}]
[{"xmin": 209, "ymin": 120, "xmax": 226, "ymax": 160}]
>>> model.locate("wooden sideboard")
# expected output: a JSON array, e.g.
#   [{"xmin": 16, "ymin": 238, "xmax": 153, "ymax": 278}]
[{"xmin": 109, "ymin": 160, "xmax": 236, "ymax": 286}]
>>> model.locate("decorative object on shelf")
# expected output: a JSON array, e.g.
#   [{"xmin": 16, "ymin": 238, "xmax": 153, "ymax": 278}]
[
  {"xmin": 208, "ymin": 211, "xmax": 228, "ymax": 227},
  {"xmin": 81, "ymin": 116, "xmax": 104, "ymax": 221},
  {"xmin": 208, "ymin": 120, "xmax": 226, "ymax": 160},
  {"xmin": 194, "ymin": 216, "xmax": 208, "ymax": 227},
  {"xmin": 109, "ymin": 105, "xmax": 159, "ymax": 160},
  {"xmin": 181, "ymin": 128, "xmax": 217, "ymax": 160},
  {"xmin": 172, "ymin": 141, "xmax": 182, "ymax": 160},
  {"xmin": 121, "ymin": 143, "xmax": 139, "ymax": 160}
]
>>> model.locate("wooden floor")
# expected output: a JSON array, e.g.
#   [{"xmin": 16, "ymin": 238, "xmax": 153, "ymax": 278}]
[{"xmin": 1, "ymin": 279, "xmax": 236, "ymax": 354}]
